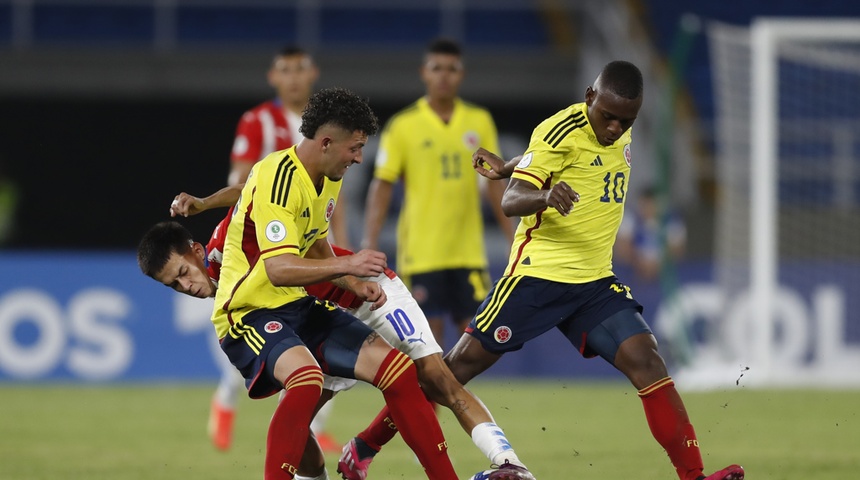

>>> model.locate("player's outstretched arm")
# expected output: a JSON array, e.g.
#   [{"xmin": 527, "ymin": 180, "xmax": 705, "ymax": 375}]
[
  {"xmin": 472, "ymin": 147, "xmax": 521, "ymax": 180},
  {"xmin": 502, "ymin": 178, "xmax": 580, "ymax": 217},
  {"xmin": 264, "ymin": 240, "xmax": 387, "ymax": 288},
  {"xmin": 303, "ymin": 239, "xmax": 388, "ymax": 310},
  {"xmin": 169, "ymin": 183, "xmax": 244, "ymax": 217},
  {"xmin": 361, "ymin": 178, "xmax": 394, "ymax": 250}
]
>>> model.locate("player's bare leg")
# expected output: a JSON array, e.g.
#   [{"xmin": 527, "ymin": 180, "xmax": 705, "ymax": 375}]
[
  {"xmin": 443, "ymin": 332, "xmax": 502, "ymax": 386},
  {"xmin": 414, "ymin": 354, "xmax": 528, "ymax": 469}
]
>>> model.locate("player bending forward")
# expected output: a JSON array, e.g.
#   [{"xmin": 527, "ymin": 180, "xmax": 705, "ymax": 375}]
[{"xmin": 150, "ymin": 187, "xmax": 535, "ymax": 480}]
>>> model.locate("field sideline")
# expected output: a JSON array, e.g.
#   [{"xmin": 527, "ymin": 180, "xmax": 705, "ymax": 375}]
[{"xmin": 2, "ymin": 380, "xmax": 858, "ymax": 479}]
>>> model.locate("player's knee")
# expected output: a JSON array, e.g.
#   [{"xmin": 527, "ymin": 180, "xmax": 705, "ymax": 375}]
[{"xmin": 616, "ymin": 335, "xmax": 668, "ymax": 385}]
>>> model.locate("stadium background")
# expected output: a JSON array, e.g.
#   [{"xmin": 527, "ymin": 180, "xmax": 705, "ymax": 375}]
[{"xmin": 1, "ymin": 1, "xmax": 859, "ymax": 385}]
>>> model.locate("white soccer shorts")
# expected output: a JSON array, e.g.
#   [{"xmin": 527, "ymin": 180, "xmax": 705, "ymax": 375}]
[{"xmin": 324, "ymin": 272, "xmax": 443, "ymax": 393}]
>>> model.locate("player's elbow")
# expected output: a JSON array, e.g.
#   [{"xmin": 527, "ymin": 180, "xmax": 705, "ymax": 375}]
[
  {"xmin": 263, "ymin": 258, "xmax": 297, "ymax": 287},
  {"xmin": 500, "ymin": 196, "xmax": 525, "ymax": 217}
]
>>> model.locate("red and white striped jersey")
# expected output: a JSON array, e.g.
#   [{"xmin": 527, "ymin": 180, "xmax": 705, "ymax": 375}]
[{"xmin": 230, "ymin": 99, "xmax": 301, "ymax": 163}]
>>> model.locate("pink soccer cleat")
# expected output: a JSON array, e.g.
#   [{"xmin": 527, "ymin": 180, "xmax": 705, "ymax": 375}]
[
  {"xmin": 700, "ymin": 464, "xmax": 745, "ymax": 480},
  {"xmin": 336, "ymin": 438, "xmax": 374, "ymax": 480}
]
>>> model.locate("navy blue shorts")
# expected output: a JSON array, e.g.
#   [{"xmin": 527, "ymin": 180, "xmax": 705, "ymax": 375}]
[
  {"xmin": 220, "ymin": 296, "xmax": 374, "ymax": 399},
  {"xmin": 406, "ymin": 268, "xmax": 490, "ymax": 320},
  {"xmin": 465, "ymin": 275, "xmax": 645, "ymax": 357}
]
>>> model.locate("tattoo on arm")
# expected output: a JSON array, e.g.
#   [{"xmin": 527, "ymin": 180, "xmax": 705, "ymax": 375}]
[
  {"xmin": 451, "ymin": 398, "xmax": 469, "ymax": 416},
  {"xmin": 365, "ymin": 331, "xmax": 381, "ymax": 345},
  {"xmin": 331, "ymin": 276, "xmax": 350, "ymax": 290}
]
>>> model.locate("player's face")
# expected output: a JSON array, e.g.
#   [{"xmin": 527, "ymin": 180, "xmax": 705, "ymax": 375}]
[
  {"xmin": 268, "ymin": 54, "xmax": 319, "ymax": 107},
  {"xmin": 421, "ymin": 53, "xmax": 464, "ymax": 101},
  {"xmin": 153, "ymin": 243, "xmax": 215, "ymax": 299},
  {"xmin": 585, "ymin": 86, "xmax": 641, "ymax": 146},
  {"xmin": 321, "ymin": 128, "xmax": 369, "ymax": 180}
]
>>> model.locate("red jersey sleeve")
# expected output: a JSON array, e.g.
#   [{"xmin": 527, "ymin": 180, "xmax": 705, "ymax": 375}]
[
  {"xmin": 205, "ymin": 209, "xmax": 233, "ymax": 285},
  {"xmin": 305, "ymin": 244, "xmax": 397, "ymax": 309},
  {"xmin": 231, "ymin": 110, "xmax": 264, "ymax": 163}
]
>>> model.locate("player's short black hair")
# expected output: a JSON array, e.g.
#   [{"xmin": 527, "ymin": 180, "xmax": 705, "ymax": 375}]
[
  {"xmin": 137, "ymin": 221, "xmax": 193, "ymax": 278},
  {"xmin": 600, "ymin": 61, "xmax": 644, "ymax": 100},
  {"xmin": 426, "ymin": 37, "xmax": 462, "ymax": 56},
  {"xmin": 277, "ymin": 45, "xmax": 309, "ymax": 58},
  {"xmin": 300, "ymin": 87, "xmax": 379, "ymax": 139}
]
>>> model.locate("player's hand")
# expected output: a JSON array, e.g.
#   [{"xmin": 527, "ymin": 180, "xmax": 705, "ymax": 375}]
[
  {"xmin": 544, "ymin": 181, "xmax": 580, "ymax": 216},
  {"xmin": 345, "ymin": 249, "xmax": 387, "ymax": 277},
  {"xmin": 473, "ymin": 148, "xmax": 510, "ymax": 180},
  {"xmin": 170, "ymin": 193, "xmax": 205, "ymax": 217},
  {"xmin": 352, "ymin": 280, "xmax": 388, "ymax": 311}
]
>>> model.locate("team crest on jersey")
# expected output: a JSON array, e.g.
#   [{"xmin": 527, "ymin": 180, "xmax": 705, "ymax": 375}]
[
  {"xmin": 516, "ymin": 152, "xmax": 533, "ymax": 169},
  {"xmin": 624, "ymin": 143, "xmax": 632, "ymax": 167},
  {"xmin": 325, "ymin": 199, "xmax": 335, "ymax": 222},
  {"xmin": 494, "ymin": 326, "xmax": 512, "ymax": 344},
  {"xmin": 463, "ymin": 131, "xmax": 479, "ymax": 150},
  {"xmin": 264, "ymin": 321, "xmax": 283, "ymax": 333},
  {"xmin": 265, "ymin": 220, "xmax": 286, "ymax": 242}
]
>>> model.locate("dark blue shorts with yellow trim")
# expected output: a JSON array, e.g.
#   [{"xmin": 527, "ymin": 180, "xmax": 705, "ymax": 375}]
[
  {"xmin": 466, "ymin": 275, "xmax": 644, "ymax": 357},
  {"xmin": 220, "ymin": 296, "xmax": 374, "ymax": 399},
  {"xmin": 406, "ymin": 268, "xmax": 490, "ymax": 320}
]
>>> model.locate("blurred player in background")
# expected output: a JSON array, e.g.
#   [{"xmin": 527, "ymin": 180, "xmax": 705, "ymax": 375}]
[
  {"xmin": 213, "ymin": 44, "xmax": 343, "ymax": 453},
  {"xmin": 362, "ymin": 38, "xmax": 514, "ymax": 351},
  {"xmin": 615, "ymin": 185, "xmax": 687, "ymax": 283},
  {"xmin": 447, "ymin": 61, "xmax": 744, "ymax": 480}
]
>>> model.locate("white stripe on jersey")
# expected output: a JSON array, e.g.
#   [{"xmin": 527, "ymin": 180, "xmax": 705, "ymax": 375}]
[{"xmin": 258, "ymin": 108, "xmax": 276, "ymax": 159}]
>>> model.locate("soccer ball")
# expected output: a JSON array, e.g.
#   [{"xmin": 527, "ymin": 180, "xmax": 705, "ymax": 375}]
[{"xmin": 468, "ymin": 465, "xmax": 534, "ymax": 480}]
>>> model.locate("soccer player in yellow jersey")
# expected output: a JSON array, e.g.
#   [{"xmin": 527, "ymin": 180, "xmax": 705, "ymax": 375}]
[
  {"xmin": 211, "ymin": 88, "xmax": 458, "ymax": 480},
  {"xmin": 445, "ymin": 61, "xmax": 745, "ymax": 480},
  {"xmin": 362, "ymin": 38, "xmax": 514, "ymax": 347}
]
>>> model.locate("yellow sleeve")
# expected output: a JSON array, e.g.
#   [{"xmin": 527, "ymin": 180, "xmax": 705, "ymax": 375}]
[
  {"xmin": 251, "ymin": 170, "xmax": 302, "ymax": 261},
  {"xmin": 510, "ymin": 123, "xmax": 567, "ymax": 188},
  {"xmin": 373, "ymin": 119, "xmax": 405, "ymax": 183}
]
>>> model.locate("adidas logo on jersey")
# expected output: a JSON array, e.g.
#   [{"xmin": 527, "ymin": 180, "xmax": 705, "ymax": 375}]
[
  {"xmin": 300, "ymin": 208, "xmax": 310, "ymax": 218},
  {"xmin": 590, "ymin": 156, "xmax": 604, "ymax": 166},
  {"xmin": 521, "ymin": 256, "xmax": 531, "ymax": 265}
]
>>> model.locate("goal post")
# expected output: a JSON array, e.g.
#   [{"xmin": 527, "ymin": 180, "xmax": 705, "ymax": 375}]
[
  {"xmin": 749, "ymin": 18, "xmax": 860, "ymax": 383},
  {"xmin": 690, "ymin": 17, "xmax": 860, "ymax": 388}
]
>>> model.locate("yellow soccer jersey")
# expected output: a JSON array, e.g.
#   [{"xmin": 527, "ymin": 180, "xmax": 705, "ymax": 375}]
[
  {"xmin": 505, "ymin": 102, "xmax": 633, "ymax": 283},
  {"xmin": 374, "ymin": 97, "xmax": 500, "ymax": 275},
  {"xmin": 212, "ymin": 145, "xmax": 341, "ymax": 339}
]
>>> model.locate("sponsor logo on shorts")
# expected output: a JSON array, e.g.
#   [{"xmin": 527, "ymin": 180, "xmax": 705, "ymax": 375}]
[
  {"xmin": 264, "ymin": 321, "xmax": 283, "ymax": 333},
  {"xmin": 494, "ymin": 326, "xmax": 512, "ymax": 343}
]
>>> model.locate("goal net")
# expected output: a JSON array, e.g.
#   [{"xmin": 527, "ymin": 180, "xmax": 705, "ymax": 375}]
[{"xmin": 673, "ymin": 18, "xmax": 860, "ymax": 388}]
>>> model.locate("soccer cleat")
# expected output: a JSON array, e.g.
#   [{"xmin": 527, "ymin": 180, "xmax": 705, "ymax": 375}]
[
  {"xmin": 336, "ymin": 438, "xmax": 374, "ymax": 480},
  {"xmin": 469, "ymin": 461, "xmax": 536, "ymax": 480},
  {"xmin": 699, "ymin": 464, "xmax": 745, "ymax": 480},
  {"xmin": 207, "ymin": 399, "xmax": 235, "ymax": 451},
  {"xmin": 315, "ymin": 431, "xmax": 342, "ymax": 454}
]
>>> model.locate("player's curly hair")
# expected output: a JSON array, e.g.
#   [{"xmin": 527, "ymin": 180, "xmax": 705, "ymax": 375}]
[
  {"xmin": 137, "ymin": 221, "xmax": 193, "ymax": 278},
  {"xmin": 300, "ymin": 87, "xmax": 379, "ymax": 139}
]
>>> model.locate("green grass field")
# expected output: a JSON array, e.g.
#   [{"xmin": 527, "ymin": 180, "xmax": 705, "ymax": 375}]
[{"xmin": 2, "ymin": 380, "xmax": 858, "ymax": 479}]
